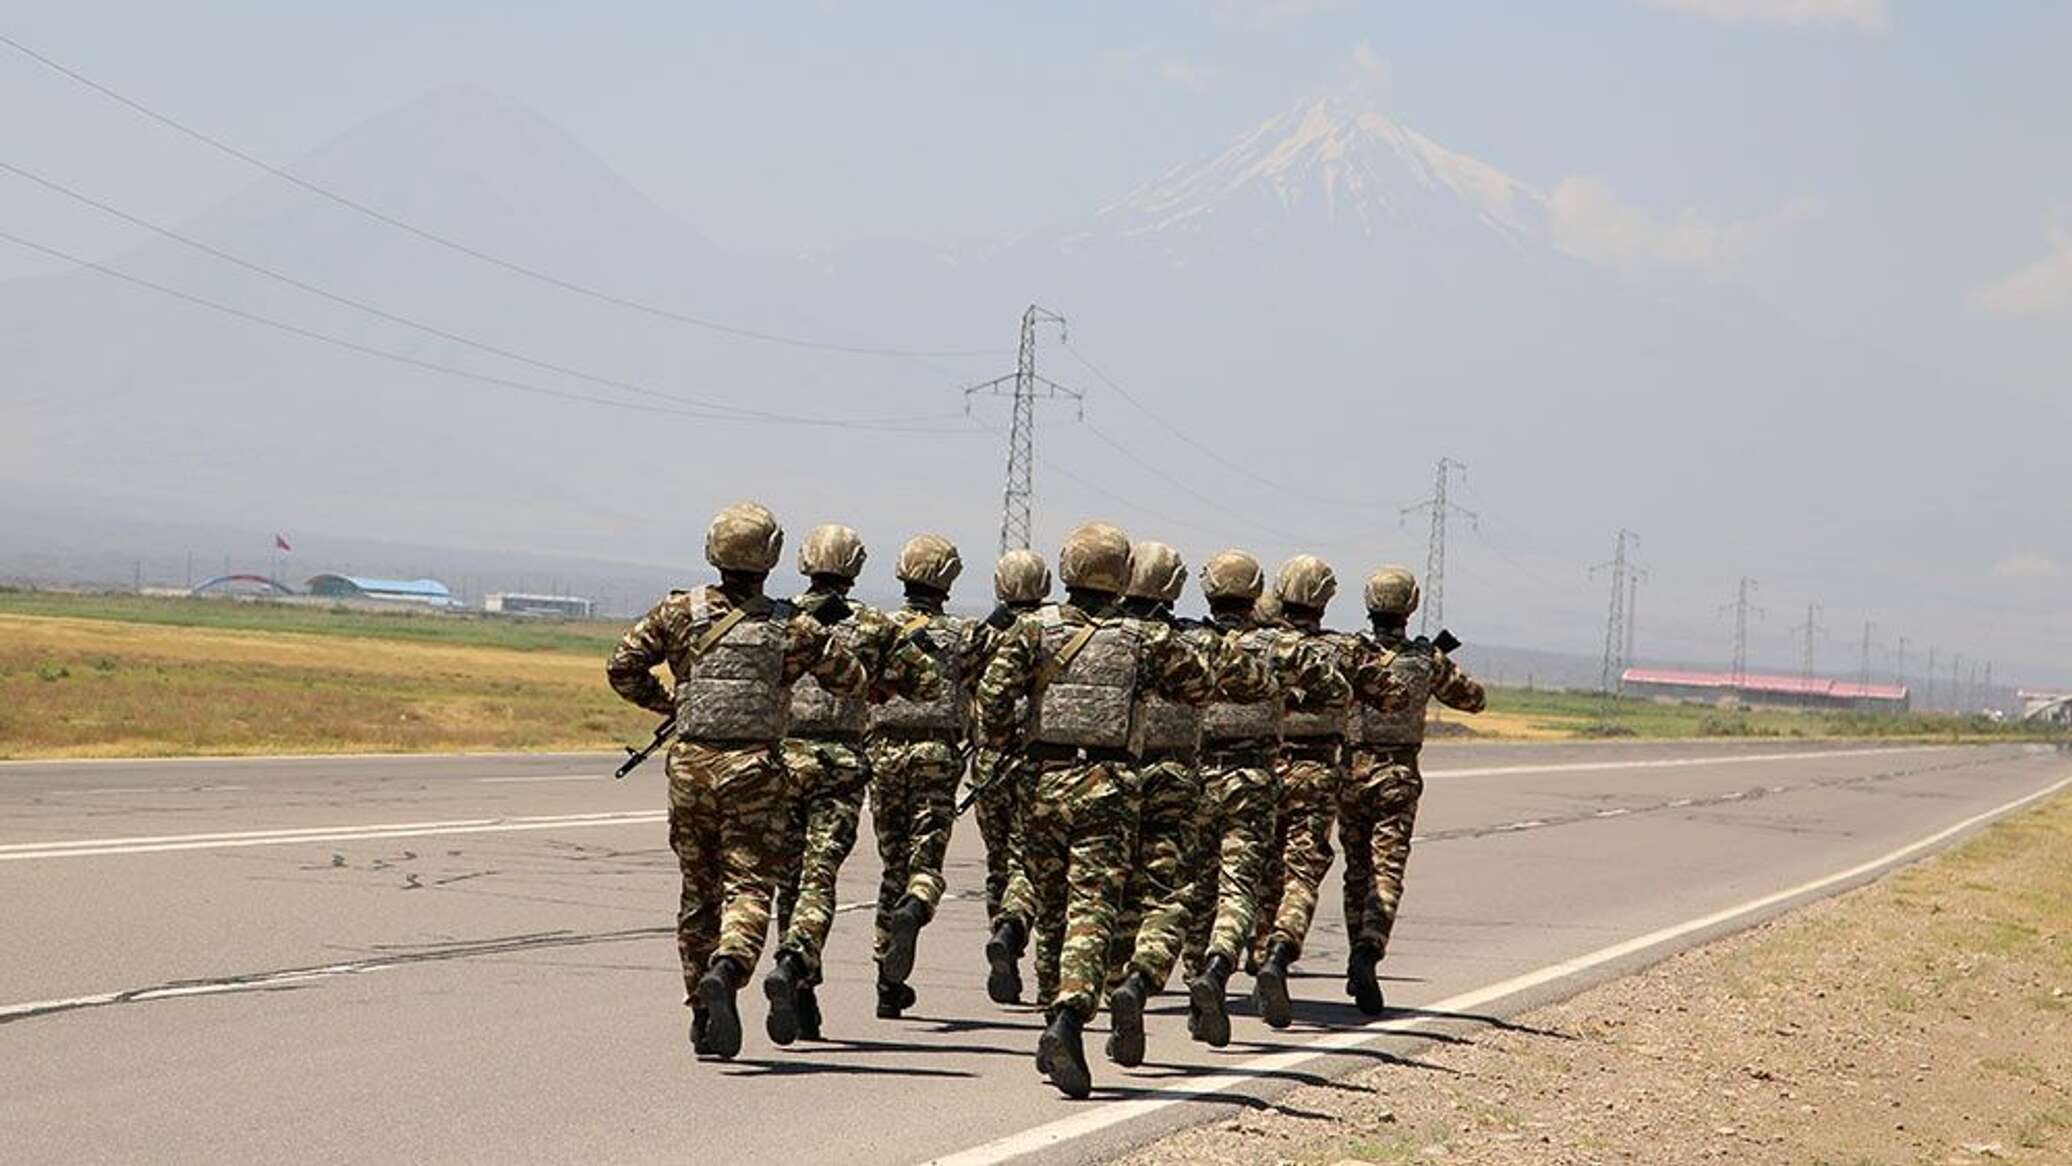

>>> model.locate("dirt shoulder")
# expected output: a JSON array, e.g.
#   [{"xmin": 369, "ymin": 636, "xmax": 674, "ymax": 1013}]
[{"xmin": 1118, "ymin": 791, "xmax": 2072, "ymax": 1166}]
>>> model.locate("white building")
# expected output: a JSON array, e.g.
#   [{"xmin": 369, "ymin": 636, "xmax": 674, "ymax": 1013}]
[{"xmin": 484, "ymin": 592, "xmax": 595, "ymax": 619}]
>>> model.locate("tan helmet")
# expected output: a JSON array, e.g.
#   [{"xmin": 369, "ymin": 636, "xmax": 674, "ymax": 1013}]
[
  {"xmin": 797, "ymin": 524, "xmax": 867, "ymax": 580},
  {"xmin": 895, "ymin": 534, "xmax": 964, "ymax": 591},
  {"xmin": 1274, "ymin": 554, "xmax": 1338, "ymax": 611},
  {"xmin": 1057, "ymin": 521, "xmax": 1133, "ymax": 593},
  {"xmin": 1364, "ymin": 565, "xmax": 1420, "ymax": 617},
  {"xmin": 1125, "ymin": 541, "xmax": 1187, "ymax": 603},
  {"xmin": 705, "ymin": 501, "xmax": 784, "ymax": 573},
  {"xmin": 993, "ymin": 548, "xmax": 1052, "ymax": 604},
  {"xmin": 1200, "ymin": 549, "xmax": 1265, "ymax": 602}
]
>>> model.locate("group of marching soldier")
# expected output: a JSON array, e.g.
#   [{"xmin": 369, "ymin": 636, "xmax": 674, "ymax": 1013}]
[{"xmin": 604, "ymin": 502, "xmax": 1485, "ymax": 1098}]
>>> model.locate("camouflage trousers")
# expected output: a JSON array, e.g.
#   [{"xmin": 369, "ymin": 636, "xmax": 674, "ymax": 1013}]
[
  {"xmin": 971, "ymin": 745, "xmax": 1037, "ymax": 929},
  {"xmin": 1023, "ymin": 757, "xmax": 1138, "ymax": 1022},
  {"xmin": 665, "ymin": 740, "xmax": 788, "ymax": 999},
  {"xmin": 1181, "ymin": 748, "xmax": 1278, "ymax": 972},
  {"xmin": 1108, "ymin": 755, "xmax": 1205, "ymax": 990},
  {"xmin": 1254, "ymin": 746, "xmax": 1345, "ymax": 961},
  {"xmin": 865, "ymin": 733, "xmax": 961, "ymax": 960},
  {"xmin": 773, "ymin": 737, "xmax": 871, "ymax": 983},
  {"xmin": 1339, "ymin": 745, "xmax": 1424, "ymax": 958}
]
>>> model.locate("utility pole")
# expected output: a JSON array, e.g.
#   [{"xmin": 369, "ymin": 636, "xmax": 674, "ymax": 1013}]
[
  {"xmin": 1791, "ymin": 603, "xmax": 1825, "ymax": 688},
  {"xmin": 1718, "ymin": 577, "xmax": 1761, "ymax": 689},
  {"xmin": 1983, "ymin": 661, "xmax": 1994, "ymax": 713},
  {"xmin": 1857, "ymin": 619, "xmax": 1874, "ymax": 694},
  {"xmin": 1952, "ymin": 653, "xmax": 1964, "ymax": 712},
  {"xmin": 964, "ymin": 305, "xmax": 1080, "ymax": 555},
  {"xmin": 1592, "ymin": 529, "xmax": 1638, "ymax": 719},
  {"xmin": 1400, "ymin": 457, "xmax": 1476, "ymax": 638},
  {"xmin": 1895, "ymin": 635, "xmax": 1908, "ymax": 690},
  {"xmin": 1925, "ymin": 646, "xmax": 1937, "ymax": 709},
  {"xmin": 1624, "ymin": 567, "xmax": 1649, "ymax": 671}
]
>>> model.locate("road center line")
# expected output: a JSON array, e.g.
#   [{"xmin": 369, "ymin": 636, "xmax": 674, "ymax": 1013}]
[{"xmin": 925, "ymin": 770, "xmax": 2072, "ymax": 1166}]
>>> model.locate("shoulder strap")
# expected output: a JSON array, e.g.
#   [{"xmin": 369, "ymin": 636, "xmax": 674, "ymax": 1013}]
[
  {"xmin": 1036, "ymin": 621, "xmax": 1100, "ymax": 693},
  {"xmin": 689, "ymin": 606, "xmax": 752, "ymax": 660},
  {"xmin": 900, "ymin": 613, "xmax": 932, "ymax": 637}
]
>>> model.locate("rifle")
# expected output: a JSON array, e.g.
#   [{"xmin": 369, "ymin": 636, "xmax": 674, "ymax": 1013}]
[
  {"xmin": 615, "ymin": 716, "xmax": 675, "ymax": 779},
  {"xmin": 1433, "ymin": 629, "xmax": 1463, "ymax": 654},
  {"xmin": 955, "ymin": 744, "xmax": 1015, "ymax": 816}
]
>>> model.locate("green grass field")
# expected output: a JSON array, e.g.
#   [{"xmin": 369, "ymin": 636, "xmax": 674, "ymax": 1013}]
[
  {"xmin": 1484, "ymin": 684, "xmax": 2061, "ymax": 741},
  {"xmin": 0, "ymin": 588, "xmax": 626, "ymax": 654}
]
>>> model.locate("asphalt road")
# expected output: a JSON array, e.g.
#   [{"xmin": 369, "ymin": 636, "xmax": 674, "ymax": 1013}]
[{"xmin": 4, "ymin": 739, "xmax": 2066, "ymax": 1164}]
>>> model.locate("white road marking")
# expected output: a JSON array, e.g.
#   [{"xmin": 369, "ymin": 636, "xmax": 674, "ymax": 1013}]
[
  {"xmin": 0, "ymin": 962, "xmax": 392, "ymax": 1022},
  {"xmin": 473, "ymin": 775, "xmax": 604, "ymax": 784},
  {"xmin": 1592, "ymin": 808, "xmax": 1630, "ymax": 818},
  {"xmin": 926, "ymin": 772, "xmax": 2072, "ymax": 1166},
  {"xmin": 0, "ymin": 811, "xmax": 666, "ymax": 862},
  {"xmin": 1424, "ymin": 744, "xmax": 1947, "ymax": 780}
]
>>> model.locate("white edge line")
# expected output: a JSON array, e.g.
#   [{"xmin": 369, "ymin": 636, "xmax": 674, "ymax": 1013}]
[
  {"xmin": 1423, "ymin": 744, "xmax": 1946, "ymax": 780},
  {"xmin": 0, "ymin": 812, "xmax": 666, "ymax": 861},
  {"xmin": 923, "ymin": 771, "xmax": 2072, "ymax": 1166}
]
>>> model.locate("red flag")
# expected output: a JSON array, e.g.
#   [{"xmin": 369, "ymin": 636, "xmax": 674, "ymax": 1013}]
[{"xmin": 274, "ymin": 534, "xmax": 292, "ymax": 553}]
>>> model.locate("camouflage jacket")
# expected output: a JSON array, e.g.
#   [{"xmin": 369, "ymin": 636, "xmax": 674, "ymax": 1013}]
[
  {"xmin": 973, "ymin": 596, "xmax": 1217, "ymax": 749},
  {"xmin": 1272, "ymin": 616, "xmax": 1363, "ymax": 739},
  {"xmin": 1351, "ymin": 626, "xmax": 1485, "ymax": 745},
  {"xmin": 1196, "ymin": 611, "xmax": 1351, "ymax": 743},
  {"xmin": 869, "ymin": 596, "xmax": 989, "ymax": 734},
  {"xmin": 788, "ymin": 587, "xmax": 943, "ymax": 731},
  {"xmin": 605, "ymin": 585, "xmax": 865, "ymax": 718}
]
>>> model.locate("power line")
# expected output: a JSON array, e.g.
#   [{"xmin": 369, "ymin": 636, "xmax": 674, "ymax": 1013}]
[
  {"xmin": 1591, "ymin": 528, "xmax": 1637, "ymax": 721},
  {"xmin": 1717, "ymin": 577, "xmax": 1762, "ymax": 686},
  {"xmin": 0, "ymin": 158, "xmax": 963, "ymax": 429},
  {"xmin": 1401, "ymin": 457, "xmax": 1475, "ymax": 638},
  {"xmin": 1791, "ymin": 603, "xmax": 1826, "ymax": 686},
  {"xmin": 0, "ymin": 227, "xmax": 973, "ymax": 433},
  {"xmin": 0, "ymin": 31, "xmax": 1005, "ymax": 361},
  {"xmin": 1058, "ymin": 340, "xmax": 1371, "ymax": 510}
]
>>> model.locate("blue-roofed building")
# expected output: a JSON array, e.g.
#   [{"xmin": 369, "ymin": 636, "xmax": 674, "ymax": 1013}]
[{"xmin": 304, "ymin": 574, "xmax": 455, "ymax": 607}]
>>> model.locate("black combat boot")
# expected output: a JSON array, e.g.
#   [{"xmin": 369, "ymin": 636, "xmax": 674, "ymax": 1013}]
[
  {"xmin": 875, "ymin": 975, "xmax": 917, "ymax": 1019},
  {"xmin": 1187, "ymin": 954, "xmax": 1233, "ymax": 1048},
  {"xmin": 985, "ymin": 915, "xmax": 1027, "ymax": 1005},
  {"xmin": 1252, "ymin": 940, "xmax": 1296, "ymax": 1029},
  {"xmin": 1345, "ymin": 944, "xmax": 1386, "ymax": 1016},
  {"xmin": 1038, "ymin": 1009, "xmax": 1093, "ymax": 1099},
  {"xmin": 880, "ymin": 894, "xmax": 930, "ymax": 985},
  {"xmin": 696, "ymin": 956, "xmax": 747, "ymax": 1060},
  {"xmin": 689, "ymin": 1005, "xmax": 714, "ymax": 1057},
  {"xmin": 795, "ymin": 984, "xmax": 823, "ymax": 1041},
  {"xmin": 763, "ymin": 949, "xmax": 809, "ymax": 1046},
  {"xmin": 1105, "ymin": 970, "xmax": 1151, "ymax": 1067}
]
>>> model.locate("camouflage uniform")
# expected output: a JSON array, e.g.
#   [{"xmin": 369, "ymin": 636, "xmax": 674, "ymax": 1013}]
[
  {"xmin": 867, "ymin": 596, "xmax": 986, "ymax": 961},
  {"xmin": 1253, "ymin": 624, "xmax": 1361, "ymax": 961},
  {"xmin": 974, "ymin": 594, "xmax": 1213, "ymax": 1048},
  {"xmin": 1340, "ymin": 628, "xmax": 1484, "ymax": 959},
  {"xmin": 970, "ymin": 604, "xmax": 1041, "ymax": 933},
  {"xmin": 605, "ymin": 585, "xmax": 863, "ymax": 1001},
  {"xmin": 773, "ymin": 590, "xmax": 941, "ymax": 985}
]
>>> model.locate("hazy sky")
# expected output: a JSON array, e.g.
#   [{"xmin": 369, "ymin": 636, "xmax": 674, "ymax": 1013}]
[{"xmin": 3, "ymin": 1, "xmax": 2069, "ymax": 687}]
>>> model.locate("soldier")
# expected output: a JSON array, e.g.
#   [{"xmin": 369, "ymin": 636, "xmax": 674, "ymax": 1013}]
[
  {"xmin": 1250, "ymin": 554, "xmax": 1360, "ymax": 1029},
  {"xmin": 974, "ymin": 521, "xmax": 1215, "ymax": 1099},
  {"xmin": 766, "ymin": 525, "xmax": 942, "ymax": 1045},
  {"xmin": 972, "ymin": 549, "xmax": 1050, "ymax": 1005},
  {"xmin": 1103, "ymin": 541, "xmax": 1215, "ymax": 1068},
  {"xmin": 867, "ymin": 534, "xmax": 987, "ymax": 1018},
  {"xmin": 1181, "ymin": 550, "xmax": 1351, "ymax": 1048},
  {"xmin": 1338, "ymin": 566, "xmax": 1485, "ymax": 1014},
  {"xmin": 605, "ymin": 502, "xmax": 864, "ymax": 1061}
]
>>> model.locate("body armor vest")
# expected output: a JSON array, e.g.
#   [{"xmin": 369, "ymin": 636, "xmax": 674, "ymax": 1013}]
[
  {"xmin": 789, "ymin": 607, "xmax": 872, "ymax": 737},
  {"xmin": 1029, "ymin": 607, "xmax": 1140, "ymax": 751},
  {"xmin": 674, "ymin": 597, "xmax": 793, "ymax": 743},
  {"xmin": 1200, "ymin": 625, "xmax": 1281, "ymax": 744},
  {"xmin": 1359, "ymin": 636, "xmax": 1438, "ymax": 746},
  {"xmin": 1132, "ymin": 621, "xmax": 1204, "ymax": 756},
  {"xmin": 870, "ymin": 612, "xmax": 966, "ymax": 734},
  {"xmin": 1280, "ymin": 629, "xmax": 1349, "ymax": 741}
]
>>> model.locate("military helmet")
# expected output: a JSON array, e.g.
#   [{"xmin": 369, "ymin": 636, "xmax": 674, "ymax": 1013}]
[
  {"xmin": 895, "ymin": 534, "xmax": 964, "ymax": 591},
  {"xmin": 1274, "ymin": 554, "xmax": 1338, "ymax": 611},
  {"xmin": 1125, "ymin": 541, "xmax": 1187, "ymax": 603},
  {"xmin": 1057, "ymin": 521, "xmax": 1133, "ymax": 593},
  {"xmin": 993, "ymin": 548, "xmax": 1052, "ymax": 604},
  {"xmin": 797, "ymin": 524, "xmax": 867, "ymax": 580},
  {"xmin": 1364, "ymin": 565, "xmax": 1420, "ymax": 616},
  {"xmin": 1200, "ymin": 549, "xmax": 1265, "ymax": 602},
  {"xmin": 705, "ymin": 501, "xmax": 784, "ymax": 573}
]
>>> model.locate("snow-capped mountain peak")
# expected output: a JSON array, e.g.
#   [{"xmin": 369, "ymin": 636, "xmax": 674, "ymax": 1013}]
[{"xmin": 1098, "ymin": 93, "xmax": 1547, "ymax": 244}]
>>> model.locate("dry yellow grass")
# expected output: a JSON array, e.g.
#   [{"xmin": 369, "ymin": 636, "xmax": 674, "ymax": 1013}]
[{"xmin": 0, "ymin": 613, "xmax": 656, "ymax": 758}]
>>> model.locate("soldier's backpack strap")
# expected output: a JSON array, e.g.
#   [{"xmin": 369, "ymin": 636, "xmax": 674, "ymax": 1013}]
[
  {"xmin": 688, "ymin": 607, "xmax": 751, "ymax": 660},
  {"xmin": 900, "ymin": 613, "xmax": 932, "ymax": 637}
]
